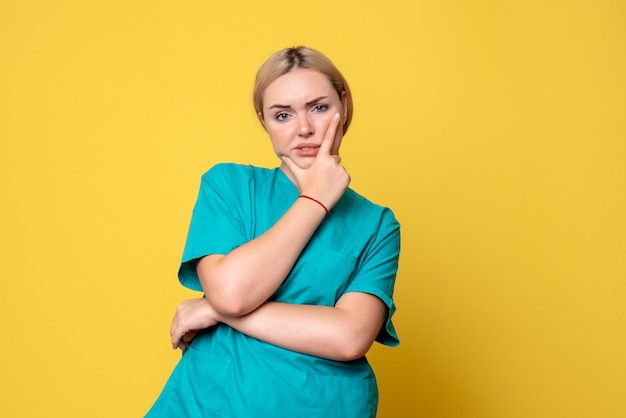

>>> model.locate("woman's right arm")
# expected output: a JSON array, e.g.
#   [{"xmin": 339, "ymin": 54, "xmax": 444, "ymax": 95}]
[
  {"xmin": 198, "ymin": 114, "xmax": 348, "ymax": 317},
  {"xmin": 198, "ymin": 198, "xmax": 326, "ymax": 317}
]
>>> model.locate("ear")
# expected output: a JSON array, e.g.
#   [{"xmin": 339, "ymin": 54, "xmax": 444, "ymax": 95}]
[
  {"xmin": 341, "ymin": 91, "xmax": 349, "ymax": 124},
  {"xmin": 257, "ymin": 111, "xmax": 267, "ymax": 130}
]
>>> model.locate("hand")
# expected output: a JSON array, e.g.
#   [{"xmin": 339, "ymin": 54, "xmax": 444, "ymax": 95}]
[
  {"xmin": 282, "ymin": 113, "xmax": 350, "ymax": 210},
  {"xmin": 170, "ymin": 298, "xmax": 220, "ymax": 351}
]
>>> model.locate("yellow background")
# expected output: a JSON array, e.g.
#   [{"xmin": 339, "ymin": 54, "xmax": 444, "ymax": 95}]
[{"xmin": 1, "ymin": 1, "xmax": 624, "ymax": 417}]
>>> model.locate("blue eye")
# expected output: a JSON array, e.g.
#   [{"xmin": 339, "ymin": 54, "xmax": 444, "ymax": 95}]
[
  {"xmin": 275, "ymin": 112, "xmax": 289, "ymax": 121},
  {"xmin": 313, "ymin": 104, "xmax": 328, "ymax": 112}
]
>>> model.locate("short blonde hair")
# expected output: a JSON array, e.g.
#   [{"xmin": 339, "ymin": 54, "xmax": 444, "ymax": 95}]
[{"xmin": 253, "ymin": 46, "xmax": 353, "ymax": 134}]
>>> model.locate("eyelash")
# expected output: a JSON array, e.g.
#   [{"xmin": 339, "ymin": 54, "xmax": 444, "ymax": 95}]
[
  {"xmin": 275, "ymin": 112, "xmax": 289, "ymax": 121},
  {"xmin": 274, "ymin": 104, "xmax": 329, "ymax": 122}
]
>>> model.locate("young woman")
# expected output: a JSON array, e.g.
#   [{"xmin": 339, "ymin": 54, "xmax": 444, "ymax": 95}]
[{"xmin": 146, "ymin": 46, "xmax": 401, "ymax": 417}]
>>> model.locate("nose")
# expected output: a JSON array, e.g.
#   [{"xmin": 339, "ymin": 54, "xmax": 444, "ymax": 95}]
[{"xmin": 297, "ymin": 114, "xmax": 314, "ymax": 137}]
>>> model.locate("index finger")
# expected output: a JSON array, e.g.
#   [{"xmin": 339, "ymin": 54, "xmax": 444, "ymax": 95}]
[
  {"xmin": 171, "ymin": 326, "xmax": 184, "ymax": 349},
  {"xmin": 318, "ymin": 113, "xmax": 341, "ymax": 156}
]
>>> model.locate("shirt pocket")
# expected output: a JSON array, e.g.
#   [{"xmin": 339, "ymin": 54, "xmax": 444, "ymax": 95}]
[
  {"xmin": 304, "ymin": 373, "xmax": 379, "ymax": 418},
  {"xmin": 169, "ymin": 346, "xmax": 232, "ymax": 418},
  {"xmin": 275, "ymin": 249, "xmax": 358, "ymax": 306}
]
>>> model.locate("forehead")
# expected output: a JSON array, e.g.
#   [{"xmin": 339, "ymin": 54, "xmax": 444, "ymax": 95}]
[{"xmin": 263, "ymin": 69, "xmax": 337, "ymax": 107}]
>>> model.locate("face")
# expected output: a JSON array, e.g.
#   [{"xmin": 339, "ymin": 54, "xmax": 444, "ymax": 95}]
[{"xmin": 260, "ymin": 69, "xmax": 348, "ymax": 169}]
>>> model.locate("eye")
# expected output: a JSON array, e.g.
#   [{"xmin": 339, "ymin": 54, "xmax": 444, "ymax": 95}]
[
  {"xmin": 275, "ymin": 112, "xmax": 290, "ymax": 121},
  {"xmin": 313, "ymin": 104, "xmax": 329, "ymax": 112}
]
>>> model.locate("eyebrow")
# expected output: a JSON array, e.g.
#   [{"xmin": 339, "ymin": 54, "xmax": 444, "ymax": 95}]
[{"xmin": 268, "ymin": 96, "xmax": 329, "ymax": 110}]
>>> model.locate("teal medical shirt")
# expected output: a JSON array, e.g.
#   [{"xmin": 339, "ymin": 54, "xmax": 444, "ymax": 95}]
[{"xmin": 146, "ymin": 164, "xmax": 400, "ymax": 418}]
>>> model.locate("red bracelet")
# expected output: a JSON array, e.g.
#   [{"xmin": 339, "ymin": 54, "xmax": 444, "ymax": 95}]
[{"xmin": 298, "ymin": 195, "xmax": 329, "ymax": 216}]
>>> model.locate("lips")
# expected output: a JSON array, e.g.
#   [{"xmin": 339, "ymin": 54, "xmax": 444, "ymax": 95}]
[
  {"xmin": 295, "ymin": 143, "xmax": 320, "ymax": 156},
  {"xmin": 296, "ymin": 143, "xmax": 320, "ymax": 150}
]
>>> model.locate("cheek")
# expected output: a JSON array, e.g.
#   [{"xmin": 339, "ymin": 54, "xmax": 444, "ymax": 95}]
[
  {"xmin": 266, "ymin": 124, "xmax": 291, "ymax": 146},
  {"xmin": 332, "ymin": 136, "xmax": 343, "ymax": 154},
  {"xmin": 332, "ymin": 120, "xmax": 345, "ymax": 153},
  {"xmin": 314, "ymin": 116, "xmax": 334, "ymax": 135}
]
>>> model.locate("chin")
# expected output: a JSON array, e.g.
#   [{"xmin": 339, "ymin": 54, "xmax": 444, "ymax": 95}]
[
  {"xmin": 279, "ymin": 157, "xmax": 313, "ymax": 171},
  {"xmin": 280, "ymin": 157, "xmax": 313, "ymax": 170},
  {"xmin": 294, "ymin": 161, "xmax": 314, "ymax": 170}
]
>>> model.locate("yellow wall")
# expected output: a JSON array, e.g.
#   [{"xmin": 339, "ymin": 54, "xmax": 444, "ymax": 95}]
[{"xmin": 1, "ymin": 1, "xmax": 624, "ymax": 417}]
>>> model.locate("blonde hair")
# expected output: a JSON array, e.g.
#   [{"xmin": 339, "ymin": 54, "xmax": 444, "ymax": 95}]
[{"xmin": 253, "ymin": 46, "xmax": 353, "ymax": 134}]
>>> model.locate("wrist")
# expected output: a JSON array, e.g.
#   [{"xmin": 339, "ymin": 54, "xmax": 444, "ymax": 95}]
[
  {"xmin": 203, "ymin": 298, "xmax": 226, "ymax": 323},
  {"xmin": 298, "ymin": 195, "xmax": 329, "ymax": 216}
]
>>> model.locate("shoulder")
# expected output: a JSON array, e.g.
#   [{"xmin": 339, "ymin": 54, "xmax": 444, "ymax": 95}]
[
  {"xmin": 202, "ymin": 163, "xmax": 267, "ymax": 178},
  {"xmin": 200, "ymin": 163, "xmax": 273, "ymax": 186},
  {"xmin": 339, "ymin": 188, "xmax": 400, "ymax": 229}
]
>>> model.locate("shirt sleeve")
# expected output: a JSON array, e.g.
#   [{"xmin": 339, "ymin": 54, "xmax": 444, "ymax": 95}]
[
  {"xmin": 177, "ymin": 164, "xmax": 249, "ymax": 292},
  {"xmin": 344, "ymin": 208, "xmax": 401, "ymax": 347}
]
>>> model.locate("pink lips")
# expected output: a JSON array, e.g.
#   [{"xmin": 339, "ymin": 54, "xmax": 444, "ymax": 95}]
[{"xmin": 295, "ymin": 143, "xmax": 320, "ymax": 157}]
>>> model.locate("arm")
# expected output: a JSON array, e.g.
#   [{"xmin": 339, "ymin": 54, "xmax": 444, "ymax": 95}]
[
  {"xmin": 222, "ymin": 292, "xmax": 386, "ymax": 361},
  {"xmin": 197, "ymin": 199, "xmax": 325, "ymax": 317},
  {"xmin": 198, "ymin": 114, "xmax": 349, "ymax": 317},
  {"xmin": 171, "ymin": 292, "xmax": 387, "ymax": 361}
]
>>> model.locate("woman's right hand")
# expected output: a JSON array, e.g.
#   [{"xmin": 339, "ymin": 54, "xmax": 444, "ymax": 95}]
[
  {"xmin": 170, "ymin": 298, "xmax": 221, "ymax": 351},
  {"xmin": 282, "ymin": 113, "xmax": 350, "ymax": 210}
]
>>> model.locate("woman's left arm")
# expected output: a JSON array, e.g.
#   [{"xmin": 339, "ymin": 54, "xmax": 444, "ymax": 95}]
[{"xmin": 170, "ymin": 293, "xmax": 386, "ymax": 361}]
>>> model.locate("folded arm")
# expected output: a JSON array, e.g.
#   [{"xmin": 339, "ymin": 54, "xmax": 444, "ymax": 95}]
[
  {"xmin": 197, "ymin": 197, "xmax": 326, "ymax": 317},
  {"xmin": 171, "ymin": 292, "xmax": 386, "ymax": 361}
]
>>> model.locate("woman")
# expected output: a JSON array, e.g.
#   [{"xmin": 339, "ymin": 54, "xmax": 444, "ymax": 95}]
[{"xmin": 146, "ymin": 46, "xmax": 401, "ymax": 417}]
